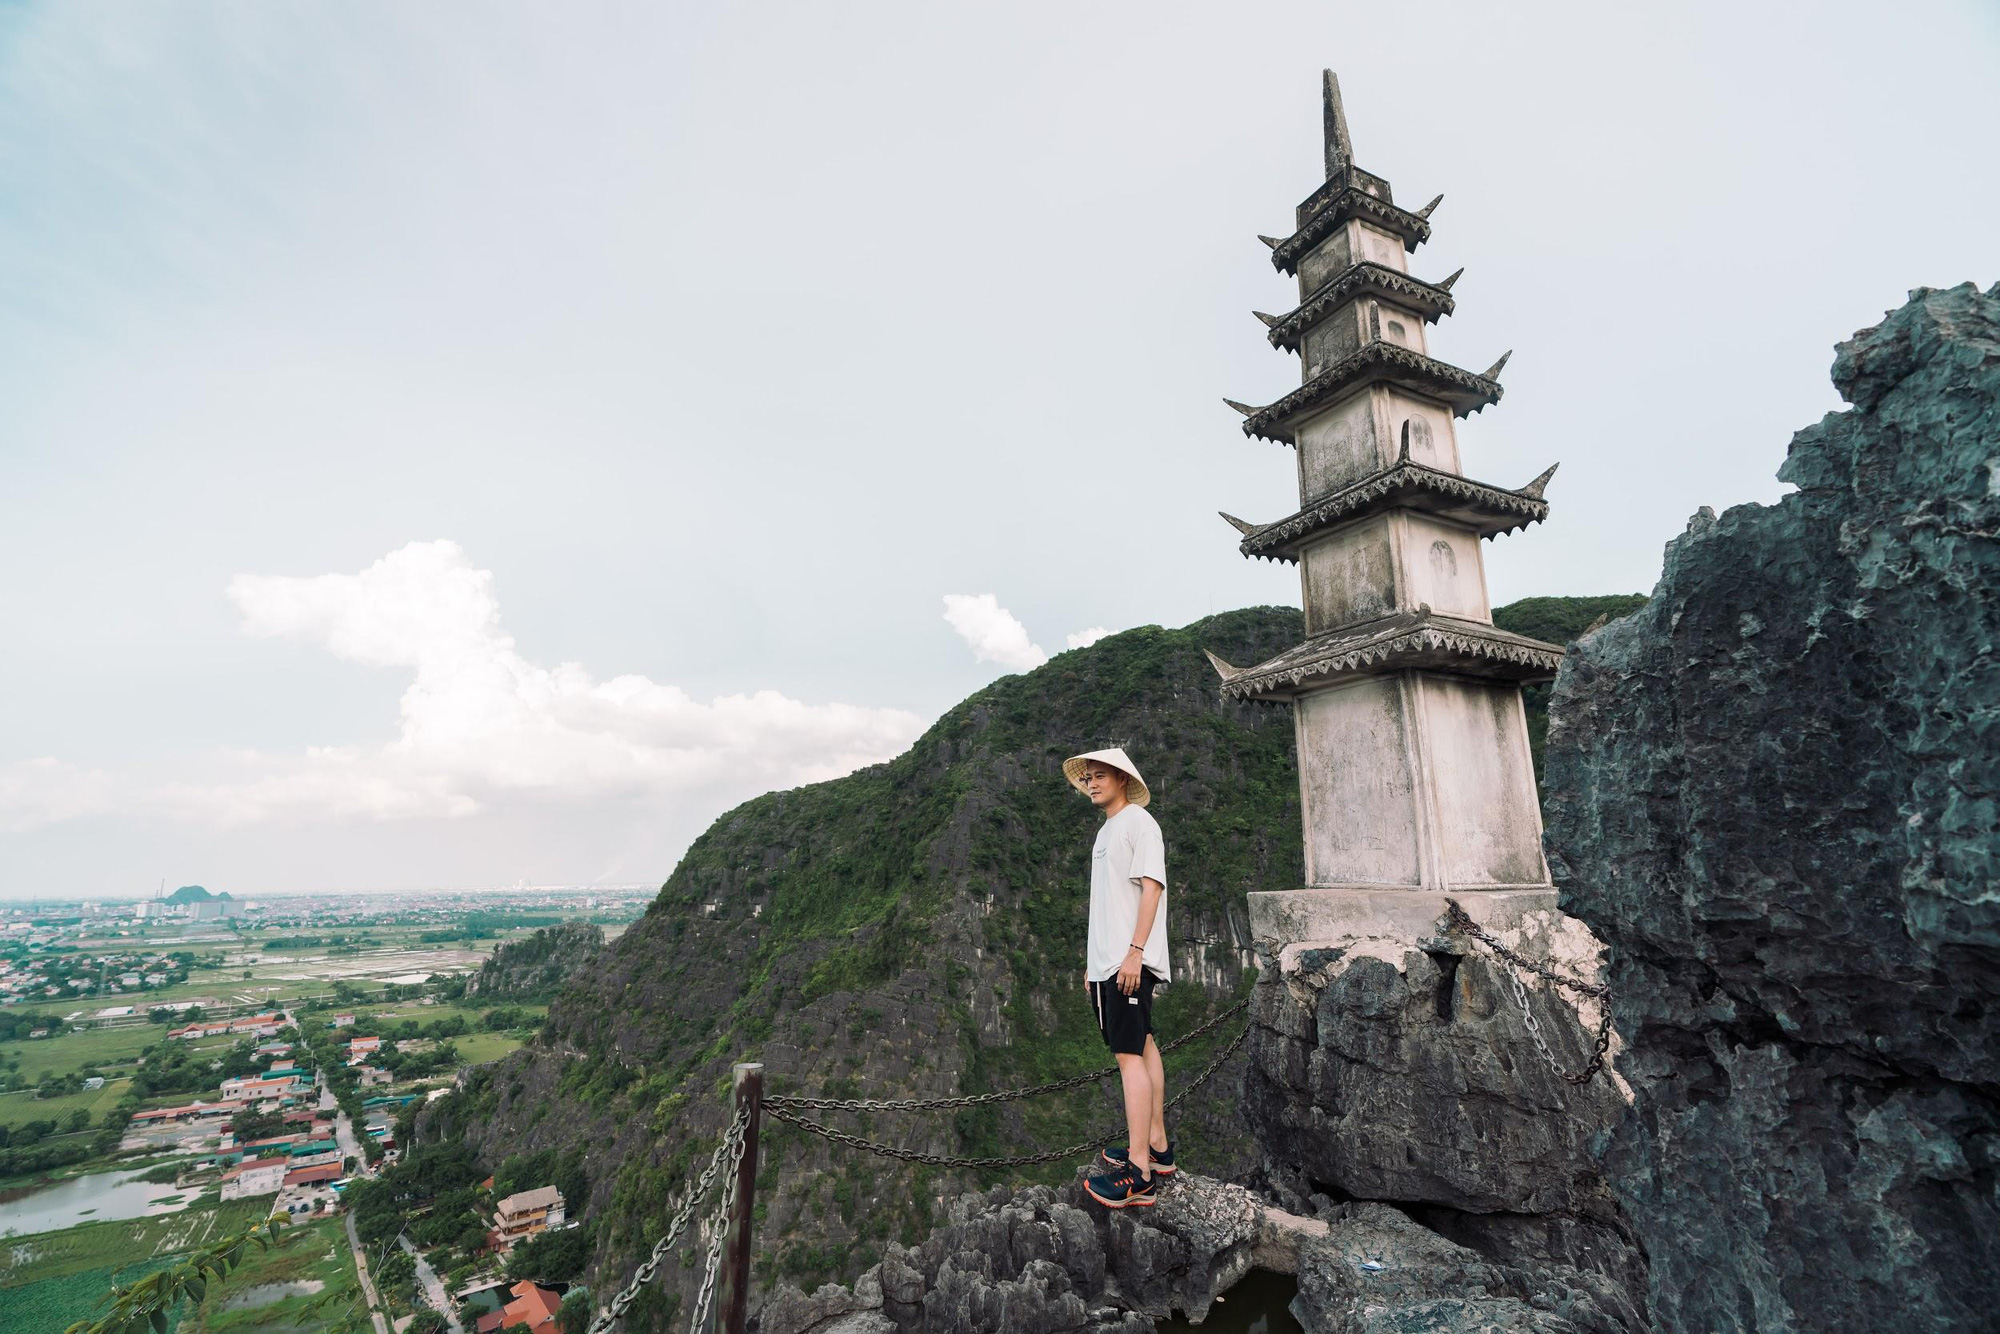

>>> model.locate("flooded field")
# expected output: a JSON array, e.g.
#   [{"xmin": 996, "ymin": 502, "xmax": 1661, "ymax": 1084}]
[
  {"xmin": 219, "ymin": 1277, "xmax": 326, "ymax": 1309},
  {"xmin": 0, "ymin": 1168, "xmax": 194, "ymax": 1237}
]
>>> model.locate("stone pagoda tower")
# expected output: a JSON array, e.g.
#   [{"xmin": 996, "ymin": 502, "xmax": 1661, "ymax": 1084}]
[{"xmin": 1208, "ymin": 71, "xmax": 1566, "ymax": 946}]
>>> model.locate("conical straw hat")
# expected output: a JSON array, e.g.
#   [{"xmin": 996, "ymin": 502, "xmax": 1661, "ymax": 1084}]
[{"xmin": 1062, "ymin": 747, "xmax": 1150, "ymax": 808}]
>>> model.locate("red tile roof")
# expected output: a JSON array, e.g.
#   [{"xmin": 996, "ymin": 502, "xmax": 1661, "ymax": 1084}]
[
  {"xmin": 283, "ymin": 1163, "xmax": 343, "ymax": 1186},
  {"xmin": 499, "ymin": 1281, "xmax": 562, "ymax": 1331}
]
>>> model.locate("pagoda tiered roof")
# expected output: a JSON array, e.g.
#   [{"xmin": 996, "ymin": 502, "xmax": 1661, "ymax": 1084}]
[
  {"xmin": 1240, "ymin": 342, "xmax": 1504, "ymax": 444},
  {"xmin": 1228, "ymin": 460, "xmax": 1554, "ymax": 561},
  {"xmin": 1209, "ymin": 609, "xmax": 1564, "ymax": 701},
  {"xmin": 1268, "ymin": 184, "xmax": 1433, "ymax": 277},
  {"xmin": 1264, "ymin": 262, "xmax": 1456, "ymax": 351}
]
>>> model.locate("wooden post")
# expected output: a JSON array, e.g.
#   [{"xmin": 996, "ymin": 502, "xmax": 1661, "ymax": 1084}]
[{"xmin": 716, "ymin": 1062, "xmax": 762, "ymax": 1334}]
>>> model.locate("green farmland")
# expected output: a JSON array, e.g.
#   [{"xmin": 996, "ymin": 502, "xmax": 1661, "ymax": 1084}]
[
  {"xmin": 0, "ymin": 1197, "xmax": 274, "ymax": 1331},
  {"xmin": 0, "ymin": 1077, "xmax": 132, "ymax": 1130}
]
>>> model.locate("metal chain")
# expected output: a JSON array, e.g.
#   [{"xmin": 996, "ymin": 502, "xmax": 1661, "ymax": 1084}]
[
  {"xmin": 764, "ymin": 1000, "xmax": 1248, "ymax": 1113},
  {"xmin": 686, "ymin": 1125, "xmax": 750, "ymax": 1334},
  {"xmin": 1444, "ymin": 900, "xmax": 1614, "ymax": 1086},
  {"xmin": 765, "ymin": 1022, "xmax": 1250, "ymax": 1168},
  {"xmin": 585, "ymin": 1109, "xmax": 748, "ymax": 1334}
]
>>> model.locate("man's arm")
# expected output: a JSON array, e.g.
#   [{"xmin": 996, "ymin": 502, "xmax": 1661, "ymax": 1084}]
[{"xmin": 1115, "ymin": 877, "xmax": 1164, "ymax": 995}]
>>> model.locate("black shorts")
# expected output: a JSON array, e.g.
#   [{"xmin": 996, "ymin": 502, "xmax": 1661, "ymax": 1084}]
[{"xmin": 1089, "ymin": 972, "xmax": 1160, "ymax": 1056}]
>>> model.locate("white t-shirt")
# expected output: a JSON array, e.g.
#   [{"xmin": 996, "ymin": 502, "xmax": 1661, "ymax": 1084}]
[{"xmin": 1086, "ymin": 804, "xmax": 1170, "ymax": 983}]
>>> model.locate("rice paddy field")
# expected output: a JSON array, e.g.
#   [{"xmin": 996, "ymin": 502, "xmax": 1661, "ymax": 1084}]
[
  {"xmin": 0, "ymin": 1197, "xmax": 274, "ymax": 1332},
  {"xmin": 181, "ymin": 1214, "xmax": 361, "ymax": 1334}
]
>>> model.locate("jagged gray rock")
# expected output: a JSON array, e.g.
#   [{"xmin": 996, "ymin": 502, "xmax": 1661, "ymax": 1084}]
[
  {"xmin": 1240, "ymin": 928, "xmax": 1640, "ymax": 1308},
  {"xmin": 1245, "ymin": 935, "xmax": 1624, "ymax": 1215},
  {"xmin": 754, "ymin": 1173, "xmax": 1644, "ymax": 1334},
  {"xmin": 1544, "ymin": 282, "xmax": 2000, "ymax": 1334},
  {"xmin": 756, "ymin": 1180, "xmax": 1151, "ymax": 1334},
  {"xmin": 1296, "ymin": 1202, "xmax": 1642, "ymax": 1334}
]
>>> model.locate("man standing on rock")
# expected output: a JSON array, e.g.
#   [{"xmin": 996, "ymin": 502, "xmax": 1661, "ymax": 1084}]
[{"xmin": 1067, "ymin": 747, "xmax": 1174, "ymax": 1208}]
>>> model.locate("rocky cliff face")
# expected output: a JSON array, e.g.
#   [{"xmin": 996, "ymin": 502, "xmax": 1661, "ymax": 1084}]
[
  {"xmin": 465, "ymin": 920, "xmax": 605, "ymax": 998},
  {"xmin": 1243, "ymin": 924, "xmax": 1643, "ymax": 1308},
  {"xmin": 1544, "ymin": 283, "xmax": 2000, "ymax": 1333}
]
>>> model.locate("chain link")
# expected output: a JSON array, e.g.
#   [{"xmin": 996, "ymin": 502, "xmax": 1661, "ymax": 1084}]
[
  {"xmin": 1444, "ymin": 900, "xmax": 1614, "ymax": 1086},
  {"xmin": 763, "ymin": 1000, "xmax": 1248, "ymax": 1113},
  {"xmin": 585, "ymin": 1109, "xmax": 747, "ymax": 1334},
  {"xmin": 686, "ymin": 1126, "xmax": 749, "ymax": 1333},
  {"xmin": 765, "ymin": 1022, "xmax": 1250, "ymax": 1168}
]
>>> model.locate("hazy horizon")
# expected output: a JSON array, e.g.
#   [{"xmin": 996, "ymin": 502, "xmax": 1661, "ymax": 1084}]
[{"xmin": 4, "ymin": 2, "xmax": 1995, "ymax": 900}]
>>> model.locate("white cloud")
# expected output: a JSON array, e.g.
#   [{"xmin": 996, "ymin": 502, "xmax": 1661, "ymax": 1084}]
[
  {"xmin": 941, "ymin": 594, "xmax": 1048, "ymax": 673},
  {"xmin": 941, "ymin": 596, "xmax": 1119, "ymax": 670},
  {"xmin": 0, "ymin": 759, "xmax": 117, "ymax": 833},
  {"xmin": 22, "ymin": 540, "xmax": 926, "ymax": 831}
]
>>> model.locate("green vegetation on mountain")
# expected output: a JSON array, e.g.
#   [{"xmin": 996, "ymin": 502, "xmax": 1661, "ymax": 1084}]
[
  {"xmin": 422, "ymin": 607, "xmax": 1301, "ymax": 1316},
  {"xmin": 466, "ymin": 921, "xmax": 604, "ymax": 1000},
  {"xmin": 419, "ymin": 594, "xmax": 1648, "ymax": 1323}
]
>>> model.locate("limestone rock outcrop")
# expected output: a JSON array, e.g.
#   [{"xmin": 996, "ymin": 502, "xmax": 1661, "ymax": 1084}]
[
  {"xmin": 1241, "ymin": 924, "xmax": 1643, "ymax": 1309},
  {"xmin": 753, "ymin": 1172, "xmax": 1643, "ymax": 1334},
  {"xmin": 1544, "ymin": 282, "xmax": 2000, "ymax": 1333}
]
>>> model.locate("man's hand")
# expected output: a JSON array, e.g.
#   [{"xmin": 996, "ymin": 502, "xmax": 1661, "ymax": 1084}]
[{"xmin": 1117, "ymin": 948, "xmax": 1144, "ymax": 995}]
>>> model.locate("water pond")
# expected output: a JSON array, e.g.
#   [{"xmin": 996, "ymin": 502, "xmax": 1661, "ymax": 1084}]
[
  {"xmin": 1155, "ymin": 1269, "xmax": 1304, "ymax": 1333},
  {"xmin": 0, "ymin": 1167, "xmax": 195, "ymax": 1237},
  {"xmin": 220, "ymin": 1278, "xmax": 326, "ymax": 1310}
]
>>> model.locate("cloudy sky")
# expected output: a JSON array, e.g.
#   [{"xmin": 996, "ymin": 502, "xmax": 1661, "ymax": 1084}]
[{"xmin": 2, "ymin": 2, "xmax": 1994, "ymax": 899}]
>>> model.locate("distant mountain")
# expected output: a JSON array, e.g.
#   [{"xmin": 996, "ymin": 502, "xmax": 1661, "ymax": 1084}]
[
  {"xmin": 466, "ymin": 922, "xmax": 604, "ymax": 999},
  {"xmin": 165, "ymin": 885, "xmax": 229, "ymax": 903}
]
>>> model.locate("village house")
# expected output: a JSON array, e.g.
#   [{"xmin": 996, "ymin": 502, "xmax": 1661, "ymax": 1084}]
[
  {"xmin": 219, "ymin": 1072, "xmax": 302, "ymax": 1102},
  {"xmin": 227, "ymin": 1132, "xmax": 305, "ymax": 1157},
  {"xmin": 491, "ymin": 1185, "xmax": 566, "ymax": 1252},
  {"xmin": 346, "ymin": 1035, "xmax": 382, "ymax": 1064},
  {"xmin": 129, "ymin": 1101, "xmax": 232, "ymax": 1127},
  {"xmin": 286, "ymin": 1138, "xmax": 342, "ymax": 1168},
  {"xmin": 474, "ymin": 1280, "xmax": 562, "ymax": 1333},
  {"xmin": 219, "ymin": 1157, "xmax": 287, "ymax": 1200},
  {"xmin": 169, "ymin": 1011, "xmax": 285, "ymax": 1040},
  {"xmin": 283, "ymin": 1161, "xmax": 343, "ymax": 1189}
]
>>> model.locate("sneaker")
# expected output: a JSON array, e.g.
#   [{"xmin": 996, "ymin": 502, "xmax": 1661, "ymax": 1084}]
[
  {"xmin": 1100, "ymin": 1142, "xmax": 1176, "ymax": 1176},
  {"xmin": 1085, "ymin": 1161, "xmax": 1158, "ymax": 1209}
]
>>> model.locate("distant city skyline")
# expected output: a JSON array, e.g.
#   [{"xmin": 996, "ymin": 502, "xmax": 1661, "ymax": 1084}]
[
  {"xmin": 3, "ymin": 2, "xmax": 1995, "ymax": 898},
  {"xmin": 4, "ymin": 882, "xmax": 659, "ymax": 906}
]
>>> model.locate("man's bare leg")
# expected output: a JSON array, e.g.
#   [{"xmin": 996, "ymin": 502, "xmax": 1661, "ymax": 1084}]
[
  {"xmin": 1142, "ymin": 1035, "xmax": 1168, "ymax": 1153},
  {"xmin": 1115, "ymin": 1053, "xmax": 1154, "ymax": 1176}
]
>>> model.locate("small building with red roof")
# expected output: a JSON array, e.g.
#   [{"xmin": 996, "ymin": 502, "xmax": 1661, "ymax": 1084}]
[{"xmin": 283, "ymin": 1162, "xmax": 343, "ymax": 1188}]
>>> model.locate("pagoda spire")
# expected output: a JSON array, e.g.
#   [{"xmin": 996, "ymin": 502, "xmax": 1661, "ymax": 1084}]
[
  {"xmin": 1210, "ymin": 72, "xmax": 1568, "ymax": 943},
  {"xmin": 1322, "ymin": 69, "xmax": 1354, "ymax": 177}
]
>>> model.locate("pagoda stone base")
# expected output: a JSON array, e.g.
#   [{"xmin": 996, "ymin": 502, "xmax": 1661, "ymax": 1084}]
[{"xmin": 1247, "ymin": 886, "xmax": 1557, "ymax": 951}]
